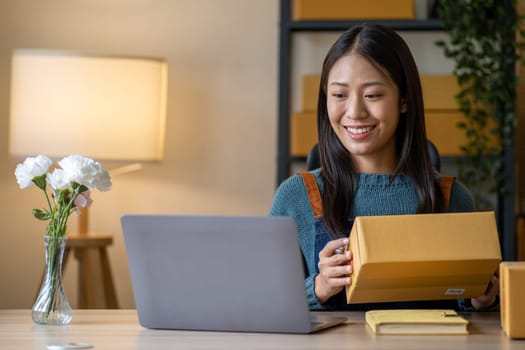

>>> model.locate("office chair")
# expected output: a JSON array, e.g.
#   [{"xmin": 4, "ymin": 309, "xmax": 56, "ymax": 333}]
[{"xmin": 306, "ymin": 140, "xmax": 442, "ymax": 172}]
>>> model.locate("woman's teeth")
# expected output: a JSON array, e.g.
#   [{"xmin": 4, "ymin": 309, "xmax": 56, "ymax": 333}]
[{"xmin": 347, "ymin": 126, "xmax": 373, "ymax": 134}]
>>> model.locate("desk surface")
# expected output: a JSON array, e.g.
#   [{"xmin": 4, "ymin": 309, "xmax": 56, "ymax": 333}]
[{"xmin": 0, "ymin": 310, "xmax": 522, "ymax": 349}]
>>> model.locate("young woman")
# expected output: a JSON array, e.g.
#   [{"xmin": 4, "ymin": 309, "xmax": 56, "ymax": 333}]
[{"xmin": 269, "ymin": 24, "xmax": 498, "ymax": 311}]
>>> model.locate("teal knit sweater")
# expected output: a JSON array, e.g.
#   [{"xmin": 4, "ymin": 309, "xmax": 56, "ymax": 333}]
[{"xmin": 269, "ymin": 169, "xmax": 475, "ymax": 310}]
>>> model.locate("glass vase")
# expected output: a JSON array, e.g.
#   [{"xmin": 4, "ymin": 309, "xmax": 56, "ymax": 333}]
[{"xmin": 32, "ymin": 236, "xmax": 72, "ymax": 325}]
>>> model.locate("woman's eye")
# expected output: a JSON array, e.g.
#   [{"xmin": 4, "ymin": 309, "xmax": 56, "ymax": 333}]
[
  {"xmin": 365, "ymin": 93, "xmax": 382, "ymax": 99},
  {"xmin": 331, "ymin": 93, "xmax": 346, "ymax": 98}
]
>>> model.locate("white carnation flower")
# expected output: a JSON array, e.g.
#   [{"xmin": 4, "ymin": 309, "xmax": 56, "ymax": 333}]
[
  {"xmin": 46, "ymin": 169, "xmax": 71, "ymax": 191},
  {"xmin": 14, "ymin": 155, "xmax": 53, "ymax": 189},
  {"xmin": 58, "ymin": 155, "xmax": 111, "ymax": 190},
  {"xmin": 94, "ymin": 168, "xmax": 112, "ymax": 192}
]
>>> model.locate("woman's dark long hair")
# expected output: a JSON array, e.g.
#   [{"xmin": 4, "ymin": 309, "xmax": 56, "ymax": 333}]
[{"xmin": 317, "ymin": 24, "xmax": 444, "ymax": 237}]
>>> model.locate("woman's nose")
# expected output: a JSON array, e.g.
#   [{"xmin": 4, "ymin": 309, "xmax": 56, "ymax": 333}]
[{"xmin": 344, "ymin": 96, "xmax": 367, "ymax": 120}]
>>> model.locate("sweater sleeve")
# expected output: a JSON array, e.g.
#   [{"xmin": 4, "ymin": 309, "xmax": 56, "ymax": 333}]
[{"xmin": 305, "ymin": 274, "xmax": 326, "ymax": 310}]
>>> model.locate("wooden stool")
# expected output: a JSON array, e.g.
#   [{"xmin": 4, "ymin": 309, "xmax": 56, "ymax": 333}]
[{"xmin": 63, "ymin": 233, "xmax": 119, "ymax": 309}]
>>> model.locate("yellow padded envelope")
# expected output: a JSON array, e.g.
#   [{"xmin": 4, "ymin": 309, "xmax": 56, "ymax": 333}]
[{"xmin": 346, "ymin": 212, "xmax": 501, "ymax": 304}]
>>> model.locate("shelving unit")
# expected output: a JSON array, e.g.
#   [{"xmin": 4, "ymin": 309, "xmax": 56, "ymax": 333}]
[{"xmin": 276, "ymin": 0, "xmax": 516, "ymax": 260}]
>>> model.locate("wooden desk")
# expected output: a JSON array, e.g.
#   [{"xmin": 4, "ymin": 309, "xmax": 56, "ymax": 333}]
[{"xmin": 0, "ymin": 310, "xmax": 523, "ymax": 349}]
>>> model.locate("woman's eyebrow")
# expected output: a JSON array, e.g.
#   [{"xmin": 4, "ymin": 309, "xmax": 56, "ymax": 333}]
[
  {"xmin": 328, "ymin": 81, "xmax": 386, "ymax": 87},
  {"xmin": 328, "ymin": 81, "xmax": 349, "ymax": 87}
]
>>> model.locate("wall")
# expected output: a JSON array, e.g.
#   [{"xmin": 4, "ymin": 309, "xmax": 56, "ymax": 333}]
[{"xmin": 0, "ymin": 0, "xmax": 279, "ymax": 308}]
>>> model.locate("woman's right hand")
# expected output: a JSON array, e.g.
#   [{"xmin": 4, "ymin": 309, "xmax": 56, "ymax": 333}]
[{"xmin": 314, "ymin": 237, "xmax": 353, "ymax": 304}]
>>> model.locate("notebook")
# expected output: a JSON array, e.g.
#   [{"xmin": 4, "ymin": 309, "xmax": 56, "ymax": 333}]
[
  {"xmin": 365, "ymin": 309, "xmax": 469, "ymax": 335},
  {"xmin": 121, "ymin": 214, "xmax": 347, "ymax": 334}
]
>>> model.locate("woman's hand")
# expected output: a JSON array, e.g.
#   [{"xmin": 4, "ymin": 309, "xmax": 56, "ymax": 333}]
[
  {"xmin": 471, "ymin": 273, "xmax": 499, "ymax": 309},
  {"xmin": 314, "ymin": 238, "xmax": 352, "ymax": 304}
]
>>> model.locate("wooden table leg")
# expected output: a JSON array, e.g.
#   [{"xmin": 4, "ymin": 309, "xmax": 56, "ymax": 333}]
[{"xmin": 99, "ymin": 247, "xmax": 119, "ymax": 308}]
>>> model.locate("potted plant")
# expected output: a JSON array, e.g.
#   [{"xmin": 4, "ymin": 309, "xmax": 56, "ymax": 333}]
[{"xmin": 436, "ymin": 0, "xmax": 525, "ymax": 210}]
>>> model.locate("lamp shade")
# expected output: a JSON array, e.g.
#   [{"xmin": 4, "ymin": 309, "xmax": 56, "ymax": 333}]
[{"xmin": 9, "ymin": 50, "xmax": 167, "ymax": 161}]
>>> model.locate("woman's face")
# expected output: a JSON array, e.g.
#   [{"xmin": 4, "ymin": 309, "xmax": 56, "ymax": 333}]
[{"xmin": 326, "ymin": 53, "xmax": 405, "ymax": 173}]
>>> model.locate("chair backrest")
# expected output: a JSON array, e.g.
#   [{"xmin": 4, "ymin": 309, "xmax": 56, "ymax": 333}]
[{"xmin": 306, "ymin": 140, "xmax": 442, "ymax": 172}]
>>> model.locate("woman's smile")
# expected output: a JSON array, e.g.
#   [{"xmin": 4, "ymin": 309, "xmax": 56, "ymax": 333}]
[{"xmin": 345, "ymin": 125, "xmax": 376, "ymax": 139}]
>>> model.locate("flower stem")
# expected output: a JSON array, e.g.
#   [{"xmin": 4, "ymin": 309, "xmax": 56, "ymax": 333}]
[{"xmin": 43, "ymin": 187, "xmax": 53, "ymax": 214}]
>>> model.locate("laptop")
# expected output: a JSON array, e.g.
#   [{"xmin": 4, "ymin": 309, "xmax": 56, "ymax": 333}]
[{"xmin": 121, "ymin": 214, "xmax": 347, "ymax": 334}]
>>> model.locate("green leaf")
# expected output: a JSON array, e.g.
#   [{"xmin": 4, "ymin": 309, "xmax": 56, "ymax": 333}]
[
  {"xmin": 456, "ymin": 121, "xmax": 467, "ymax": 129},
  {"xmin": 32, "ymin": 208, "xmax": 51, "ymax": 221}
]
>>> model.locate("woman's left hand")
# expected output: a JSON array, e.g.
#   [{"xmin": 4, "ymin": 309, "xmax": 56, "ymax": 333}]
[{"xmin": 471, "ymin": 273, "xmax": 499, "ymax": 309}]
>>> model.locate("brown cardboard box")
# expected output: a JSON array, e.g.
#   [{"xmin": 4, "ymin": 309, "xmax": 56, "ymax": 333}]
[
  {"xmin": 500, "ymin": 262, "xmax": 525, "ymax": 338},
  {"xmin": 290, "ymin": 111, "xmax": 317, "ymax": 156},
  {"xmin": 425, "ymin": 111, "xmax": 466, "ymax": 156},
  {"xmin": 302, "ymin": 75, "xmax": 320, "ymax": 111},
  {"xmin": 346, "ymin": 212, "xmax": 501, "ymax": 304},
  {"xmin": 293, "ymin": 0, "xmax": 415, "ymax": 21},
  {"xmin": 420, "ymin": 74, "xmax": 461, "ymax": 110},
  {"xmin": 425, "ymin": 111, "xmax": 500, "ymax": 157}
]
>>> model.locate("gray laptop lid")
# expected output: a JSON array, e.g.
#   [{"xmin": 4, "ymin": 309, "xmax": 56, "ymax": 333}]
[{"xmin": 121, "ymin": 215, "xmax": 345, "ymax": 334}]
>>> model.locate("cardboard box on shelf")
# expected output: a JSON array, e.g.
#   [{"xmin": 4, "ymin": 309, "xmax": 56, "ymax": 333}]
[
  {"xmin": 290, "ymin": 111, "xmax": 317, "ymax": 157},
  {"xmin": 425, "ymin": 111, "xmax": 466, "ymax": 156},
  {"xmin": 293, "ymin": 0, "xmax": 415, "ymax": 21},
  {"xmin": 420, "ymin": 74, "xmax": 461, "ymax": 110},
  {"xmin": 301, "ymin": 75, "xmax": 320, "ymax": 111}
]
